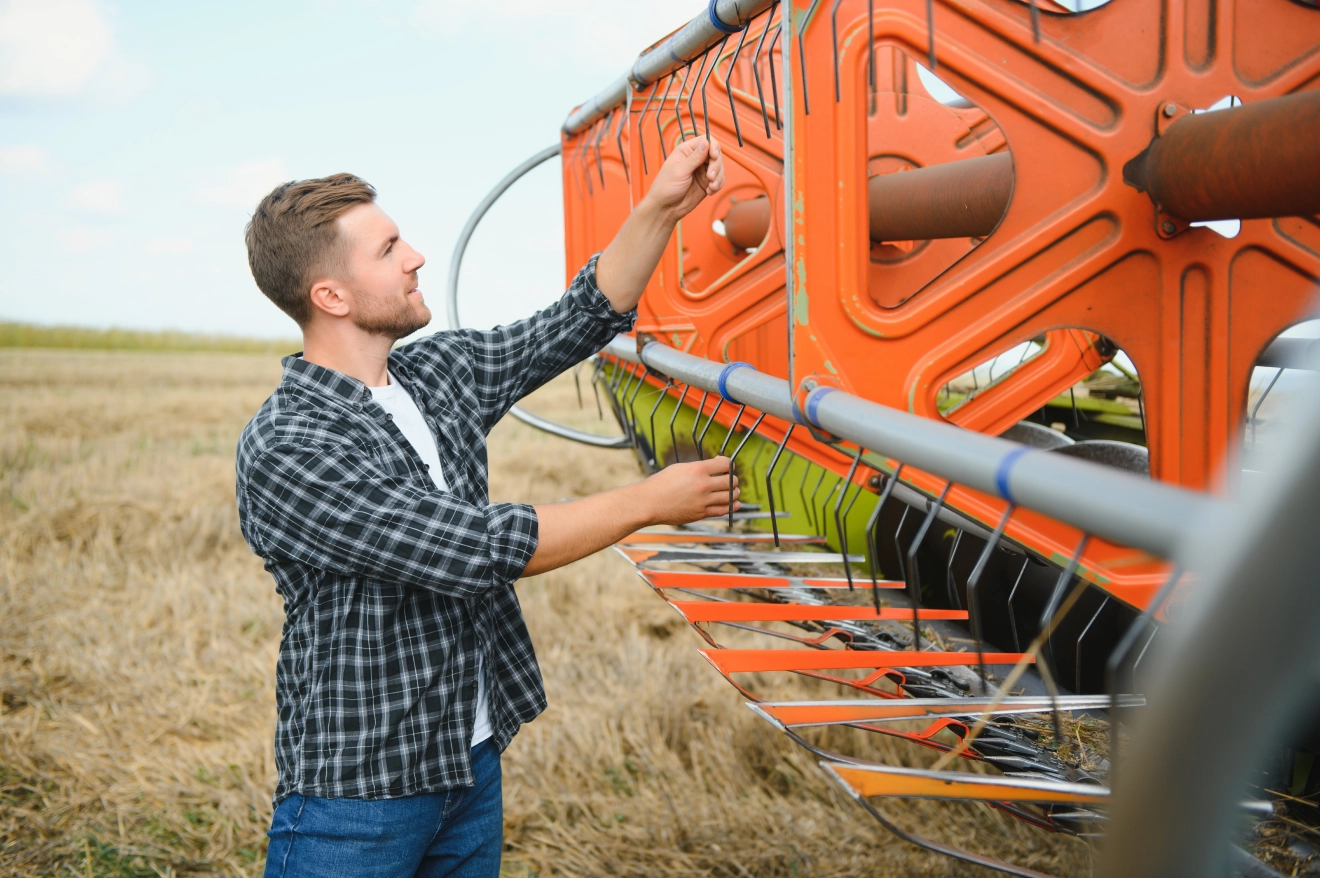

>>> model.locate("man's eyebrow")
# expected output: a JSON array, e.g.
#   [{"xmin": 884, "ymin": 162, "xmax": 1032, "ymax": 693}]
[{"xmin": 380, "ymin": 234, "xmax": 399, "ymax": 256}]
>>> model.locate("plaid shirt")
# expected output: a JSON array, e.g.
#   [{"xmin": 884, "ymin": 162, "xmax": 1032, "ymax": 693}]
[{"xmin": 236, "ymin": 255, "xmax": 633, "ymax": 802}]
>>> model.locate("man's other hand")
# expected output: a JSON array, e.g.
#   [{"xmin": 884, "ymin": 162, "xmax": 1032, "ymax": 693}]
[
  {"xmin": 639, "ymin": 456, "xmax": 740, "ymax": 525},
  {"xmin": 645, "ymin": 136, "xmax": 726, "ymax": 222}
]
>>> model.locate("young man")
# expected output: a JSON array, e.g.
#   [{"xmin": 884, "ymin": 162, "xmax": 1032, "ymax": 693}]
[{"xmin": 236, "ymin": 136, "xmax": 734, "ymax": 878}]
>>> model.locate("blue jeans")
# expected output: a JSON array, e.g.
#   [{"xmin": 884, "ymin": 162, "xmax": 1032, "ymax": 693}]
[{"xmin": 263, "ymin": 739, "xmax": 502, "ymax": 878}]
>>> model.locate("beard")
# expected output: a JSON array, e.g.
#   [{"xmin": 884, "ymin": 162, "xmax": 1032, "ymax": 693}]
[{"xmin": 352, "ymin": 291, "xmax": 432, "ymax": 340}]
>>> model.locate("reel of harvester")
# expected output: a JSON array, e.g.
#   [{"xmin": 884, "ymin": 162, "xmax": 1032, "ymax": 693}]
[{"xmin": 451, "ymin": 0, "xmax": 1320, "ymax": 873}]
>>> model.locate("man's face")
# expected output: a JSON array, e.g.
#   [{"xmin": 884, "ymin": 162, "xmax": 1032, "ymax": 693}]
[{"xmin": 335, "ymin": 203, "xmax": 430, "ymax": 339}]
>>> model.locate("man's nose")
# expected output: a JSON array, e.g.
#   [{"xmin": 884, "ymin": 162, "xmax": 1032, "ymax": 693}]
[{"xmin": 404, "ymin": 242, "xmax": 425, "ymax": 273}]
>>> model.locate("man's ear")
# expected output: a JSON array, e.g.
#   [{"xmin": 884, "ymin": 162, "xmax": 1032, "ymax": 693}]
[{"xmin": 308, "ymin": 278, "xmax": 350, "ymax": 319}]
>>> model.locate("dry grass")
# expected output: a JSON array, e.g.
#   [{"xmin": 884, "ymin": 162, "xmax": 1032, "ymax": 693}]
[{"xmin": 0, "ymin": 348, "xmax": 1090, "ymax": 876}]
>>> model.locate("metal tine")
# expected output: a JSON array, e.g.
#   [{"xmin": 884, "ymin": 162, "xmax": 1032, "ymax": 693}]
[
  {"xmin": 891, "ymin": 505, "xmax": 911, "ymax": 582},
  {"xmin": 795, "ymin": 456, "xmax": 813, "ymax": 529},
  {"xmin": 613, "ymin": 97, "xmax": 630, "ymax": 185},
  {"xmin": 831, "ymin": 0, "xmax": 844, "ymax": 102},
  {"xmin": 646, "ymin": 377, "xmax": 676, "ymax": 470},
  {"xmin": 833, "ymin": 446, "xmax": 866, "ymax": 589},
  {"xmin": 764, "ymin": 425, "xmax": 796, "ymax": 546},
  {"xmin": 616, "ymin": 363, "xmax": 641, "ymax": 444},
  {"xmin": 724, "ymin": 13, "xmax": 751, "ymax": 146},
  {"xmin": 593, "ymin": 109, "xmax": 610, "ymax": 189},
  {"xmin": 1036, "ymin": 534, "xmax": 1091, "ymax": 752},
  {"xmin": 689, "ymin": 390, "xmax": 711, "ymax": 459},
  {"xmin": 578, "ymin": 123, "xmax": 595, "ymax": 196},
  {"xmin": 768, "ymin": 20, "xmax": 783, "ymax": 128},
  {"xmin": 817, "ymin": 474, "xmax": 843, "ymax": 546},
  {"xmin": 867, "ymin": 0, "xmax": 875, "ymax": 96},
  {"xmin": 689, "ymin": 49, "xmax": 712, "ymax": 139},
  {"xmin": 797, "ymin": 0, "xmax": 823, "ymax": 115},
  {"xmin": 926, "ymin": 0, "xmax": 936, "ymax": 70},
  {"xmin": 1076, "ymin": 596, "xmax": 1109, "ymax": 695},
  {"xmin": 904, "ymin": 483, "xmax": 953, "ymax": 650},
  {"xmin": 750, "ymin": 0, "xmax": 777, "ymax": 137},
  {"xmin": 1251, "ymin": 367, "xmax": 1284, "ymax": 447},
  {"xmin": 727, "ymin": 411, "xmax": 766, "ymax": 527},
  {"xmin": 674, "ymin": 61, "xmax": 694, "ymax": 143},
  {"xmin": 696, "ymin": 397, "xmax": 726, "ymax": 460},
  {"xmin": 965, "ymin": 504, "xmax": 1014, "ymax": 693},
  {"xmin": 625, "ymin": 363, "xmax": 649, "ymax": 432},
  {"xmin": 1028, "ymin": 0, "xmax": 1041, "ymax": 43},
  {"xmin": 1105, "ymin": 565, "xmax": 1182, "ymax": 783},
  {"xmin": 590, "ymin": 357, "xmax": 606, "ymax": 420},
  {"xmin": 656, "ymin": 74, "xmax": 677, "ymax": 159},
  {"xmin": 573, "ymin": 361, "xmax": 585, "ymax": 409},
  {"xmin": 1005, "ymin": 555, "xmax": 1029, "ymax": 652},
  {"xmin": 865, "ymin": 464, "xmax": 904, "ymax": 613},
  {"xmin": 945, "ymin": 530, "xmax": 963, "ymax": 610},
  {"xmin": 805, "ymin": 466, "xmax": 828, "ymax": 533},
  {"xmin": 717, "ymin": 405, "xmax": 747, "ymax": 457},
  {"xmin": 700, "ymin": 38, "xmax": 728, "ymax": 143},
  {"xmin": 667, "ymin": 384, "xmax": 691, "ymax": 464},
  {"xmin": 636, "ymin": 80, "xmax": 661, "ymax": 176},
  {"xmin": 775, "ymin": 449, "xmax": 792, "ymax": 511}
]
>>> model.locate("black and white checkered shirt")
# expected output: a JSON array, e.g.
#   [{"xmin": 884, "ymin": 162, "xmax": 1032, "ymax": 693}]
[{"xmin": 236, "ymin": 255, "xmax": 633, "ymax": 803}]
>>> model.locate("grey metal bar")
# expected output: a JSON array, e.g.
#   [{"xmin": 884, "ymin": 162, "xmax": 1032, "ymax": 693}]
[
  {"xmin": 604, "ymin": 335, "xmax": 1218, "ymax": 560},
  {"xmin": 563, "ymin": 0, "xmax": 774, "ymax": 136}
]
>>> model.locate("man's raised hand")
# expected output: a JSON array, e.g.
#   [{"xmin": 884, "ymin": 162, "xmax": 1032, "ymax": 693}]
[
  {"xmin": 644, "ymin": 136, "xmax": 726, "ymax": 222},
  {"xmin": 640, "ymin": 456, "xmax": 741, "ymax": 525}
]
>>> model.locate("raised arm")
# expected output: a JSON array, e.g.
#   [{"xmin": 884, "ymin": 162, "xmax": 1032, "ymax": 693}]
[{"xmin": 594, "ymin": 136, "xmax": 726, "ymax": 314}]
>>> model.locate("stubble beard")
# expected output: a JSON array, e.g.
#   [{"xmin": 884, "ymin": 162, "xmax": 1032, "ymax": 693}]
[{"xmin": 352, "ymin": 290, "xmax": 432, "ymax": 340}]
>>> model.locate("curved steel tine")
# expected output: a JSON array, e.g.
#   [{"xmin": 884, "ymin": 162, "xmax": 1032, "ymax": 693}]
[
  {"xmin": 667, "ymin": 384, "xmax": 691, "ymax": 464},
  {"xmin": 965, "ymin": 504, "xmax": 1014, "ymax": 693},
  {"xmin": 625, "ymin": 363, "xmax": 649, "ymax": 424},
  {"xmin": 636, "ymin": 80, "xmax": 661, "ymax": 176},
  {"xmin": 945, "ymin": 529, "xmax": 963, "ymax": 610},
  {"xmin": 1105, "ymin": 565, "xmax": 1182, "ymax": 782},
  {"xmin": 1076, "ymin": 596, "xmax": 1109, "ymax": 697},
  {"xmin": 617, "ymin": 363, "xmax": 642, "ymax": 441},
  {"xmin": 689, "ymin": 49, "xmax": 712, "ymax": 139},
  {"xmin": 579, "ymin": 123, "xmax": 595, "ymax": 196},
  {"xmin": 806, "ymin": 466, "xmax": 828, "ymax": 533},
  {"xmin": 697, "ymin": 397, "xmax": 726, "ymax": 460},
  {"xmin": 768, "ymin": 22, "xmax": 783, "ymax": 128},
  {"xmin": 674, "ymin": 61, "xmax": 694, "ymax": 143},
  {"xmin": 590, "ymin": 357, "xmax": 606, "ymax": 420},
  {"xmin": 776, "ymin": 448, "xmax": 792, "ymax": 510},
  {"xmin": 796, "ymin": 457, "xmax": 814, "ymax": 531},
  {"xmin": 892, "ymin": 505, "xmax": 911, "ymax": 583},
  {"xmin": 1005, "ymin": 555, "xmax": 1029, "ymax": 652},
  {"xmin": 614, "ymin": 97, "xmax": 630, "ymax": 185},
  {"xmin": 1028, "ymin": 0, "xmax": 1041, "ymax": 43},
  {"xmin": 1251, "ymin": 367, "xmax": 1284, "ymax": 447},
  {"xmin": 717, "ymin": 404, "xmax": 747, "ymax": 457},
  {"xmin": 865, "ymin": 464, "xmax": 904, "ymax": 612},
  {"xmin": 656, "ymin": 74, "xmax": 677, "ymax": 159},
  {"xmin": 818, "ymin": 474, "xmax": 842, "ymax": 544},
  {"xmin": 925, "ymin": 0, "xmax": 936, "ymax": 70},
  {"xmin": 727, "ymin": 411, "xmax": 766, "ymax": 527},
  {"xmin": 1036, "ymin": 534, "xmax": 1091, "ymax": 749},
  {"xmin": 573, "ymin": 361, "xmax": 585, "ymax": 409},
  {"xmin": 593, "ymin": 109, "xmax": 610, "ymax": 189},
  {"xmin": 724, "ymin": 16, "xmax": 751, "ymax": 146},
  {"xmin": 690, "ymin": 390, "xmax": 711, "ymax": 459},
  {"xmin": 764, "ymin": 425, "xmax": 795, "ymax": 546},
  {"xmin": 751, "ymin": 0, "xmax": 778, "ymax": 137},
  {"xmin": 646, "ymin": 378, "xmax": 676, "ymax": 470},
  {"xmin": 831, "ymin": 0, "xmax": 844, "ymax": 102},
  {"xmin": 797, "ymin": 0, "xmax": 823, "ymax": 115},
  {"xmin": 904, "ymin": 483, "xmax": 952, "ymax": 650},
  {"xmin": 833, "ymin": 446, "xmax": 866, "ymax": 589},
  {"xmin": 700, "ymin": 38, "xmax": 727, "ymax": 142}
]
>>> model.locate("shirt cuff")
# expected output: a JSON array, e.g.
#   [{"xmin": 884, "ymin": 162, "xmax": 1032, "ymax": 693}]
[
  {"xmin": 572, "ymin": 253, "xmax": 638, "ymax": 331},
  {"xmin": 484, "ymin": 502, "xmax": 539, "ymax": 583}
]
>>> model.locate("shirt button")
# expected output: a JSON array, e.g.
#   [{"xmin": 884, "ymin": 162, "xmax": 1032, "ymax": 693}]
[{"xmin": 386, "ymin": 413, "xmax": 394, "ymax": 421}]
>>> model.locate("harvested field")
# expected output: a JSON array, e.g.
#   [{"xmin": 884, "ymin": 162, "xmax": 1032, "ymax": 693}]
[{"xmin": 0, "ymin": 347, "xmax": 1091, "ymax": 876}]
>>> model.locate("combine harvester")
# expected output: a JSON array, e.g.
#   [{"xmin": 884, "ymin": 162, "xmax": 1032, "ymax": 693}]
[{"xmin": 449, "ymin": 1, "xmax": 1320, "ymax": 874}]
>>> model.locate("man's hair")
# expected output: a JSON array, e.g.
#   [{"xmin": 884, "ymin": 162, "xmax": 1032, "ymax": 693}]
[{"xmin": 244, "ymin": 173, "xmax": 377, "ymax": 326}]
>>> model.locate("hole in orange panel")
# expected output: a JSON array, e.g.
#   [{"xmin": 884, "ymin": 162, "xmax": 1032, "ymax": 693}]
[
  {"xmin": 1244, "ymin": 319, "xmax": 1320, "ymax": 466},
  {"xmin": 863, "ymin": 49, "xmax": 1012, "ymax": 310}
]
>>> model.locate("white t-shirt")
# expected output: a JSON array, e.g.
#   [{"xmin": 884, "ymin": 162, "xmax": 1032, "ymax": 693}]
[{"xmin": 370, "ymin": 372, "xmax": 492, "ymax": 747}]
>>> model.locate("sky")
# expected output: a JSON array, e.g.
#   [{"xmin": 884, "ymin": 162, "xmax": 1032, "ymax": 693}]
[{"xmin": 0, "ymin": 0, "xmax": 701, "ymax": 338}]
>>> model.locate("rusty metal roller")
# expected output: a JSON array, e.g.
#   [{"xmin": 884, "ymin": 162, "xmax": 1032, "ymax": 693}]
[{"xmin": 1123, "ymin": 90, "xmax": 1320, "ymax": 223}]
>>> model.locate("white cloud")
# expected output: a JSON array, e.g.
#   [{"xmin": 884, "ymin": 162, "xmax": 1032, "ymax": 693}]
[
  {"xmin": 58, "ymin": 224, "xmax": 112, "ymax": 253},
  {"xmin": 0, "ymin": 0, "xmax": 116, "ymax": 99},
  {"xmin": 0, "ymin": 143, "xmax": 49, "ymax": 175},
  {"xmin": 198, "ymin": 157, "xmax": 289, "ymax": 210},
  {"xmin": 145, "ymin": 237, "xmax": 194, "ymax": 255},
  {"xmin": 71, "ymin": 178, "xmax": 123, "ymax": 213},
  {"xmin": 411, "ymin": 0, "xmax": 696, "ymax": 72}
]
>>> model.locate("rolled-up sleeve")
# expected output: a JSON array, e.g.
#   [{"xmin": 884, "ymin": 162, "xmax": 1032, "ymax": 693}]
[{"xmin": 243, "ymin": 442, "xmax": 538, "ymax": 598}]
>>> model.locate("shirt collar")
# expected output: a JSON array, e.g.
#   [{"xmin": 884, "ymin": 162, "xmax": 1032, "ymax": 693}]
[{"xmin": 280, "ymin": 354, "xmax": 374, "ymax": 407}]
